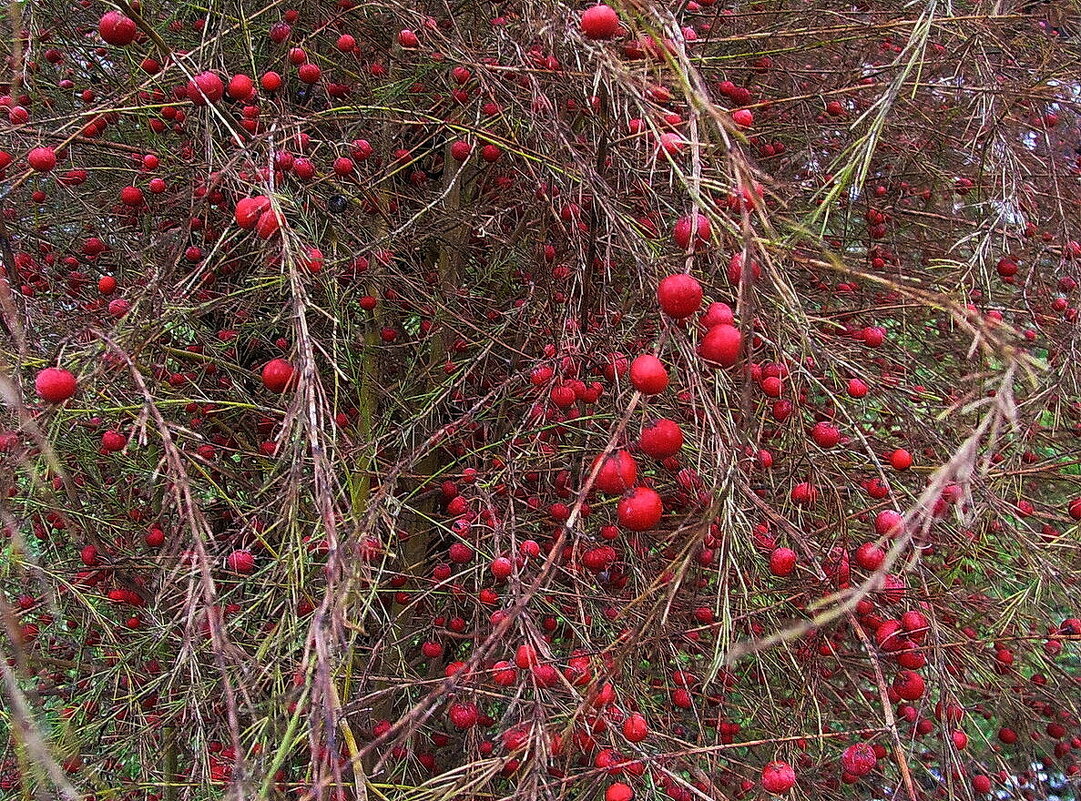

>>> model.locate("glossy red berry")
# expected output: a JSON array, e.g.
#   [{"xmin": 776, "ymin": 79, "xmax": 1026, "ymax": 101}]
[
  {"xmin": 35, "ymin": 367, "xmax": 77, "ymax": 402},
  {"xmin": 622, "ymin": 712, "xmax": 648, "ymax": 742},
  {"xmin": 657, "ymin": 273, "xmax": 704, "ymax": 318},
  {"xmin": 28, "ymin": 147, "xmax": 57, "ymax": 172},
  {"xmin": 629, "ymin": 354, "xmax": 668, "ymax": 395},
  {"xmin": 639, "ymin": 418, "xmax": 683, "ymax": 459},
  {"xmin": 617, "ymin": 486, "xmax": 663, "ymax": 531},
  {"xmin": 261, "ymin": 358, "xmax": 296, "ymax": 392},
  {"xmin": 580, "ymin": 4, "xmax": 620, "ymax": 39},
  {"xmin": 98, "ymin": 11, "xmax": 137, "ymax": 46},
  {"xmin": 840, "ymin": 743, "xmax": 876, "ymax": 777},
  {"xmin": 699, "ymin": 324, "xmax": 742, "ymax": 367},
  {"xmin": 227, "ymin": 549, "xmax": 255, "ymax": 573},
  {"xmin": 761, "ymin": 760, "xmax": 796, "ymax": 794},
  {"xmin": 593, "ymin": 450, "xmax": 639, "ymax": 495},
  {"xmin": 768, "ymin": 547, "xmax": 796, "ymax": 577}
]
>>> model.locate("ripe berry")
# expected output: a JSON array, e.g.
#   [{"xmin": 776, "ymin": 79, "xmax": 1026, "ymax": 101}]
[
  {"xmin": 188, "ymin": 71, "xmax": 225, "ymax": 105},
  {"xmin": 846, "ymin": 378, "xmax": 869, "ymax": 398},
  {"xmin": 28, "ymin": 147, "xmax": 57, "ymax": 172},
  {"xmin": 854, "ymin": 542, "xmax": 885, "ymax": 571},
  {"xmin": 261, "ymin": 358, "xmax": 296, "ymax": 392},
  {"xmin": 840, "ymin": 743, "xmax": 877, "ymax": 777},
  {"xmin": 700, "ymin": 302, "xmax": 734, "ymax": 328},
  {"xmin": 656, "ymin": 273, "xmax": 704, "ymax": 318},
  {"xmin": 617, "ymin": 486, "xmax": 663, "ymax": 531},
  {"xmin": 888, "ymin": 448, "xmax": 913, "ymax": 470},
  {"xmin": 629, "ymin": 354, "xmax": 668, "ymax": 395},
  {"xmin": 874, "ymin": 510, "xmax": 905, "ymax": 537},
  {"xmin": 120, "ymin": 186, "xmax": 143, "ymax": 206},
  {"xmin": 699, "ymin": 324, "xmax": 742, "ymax": 367},
  {"xmin": 672, "ymin": 214, "xmax": 711, "ymax": 251},
  {"xmin": 639, "ymin": 419, "xmax": 683, "ymax": 459},
  {"xmin": 226, "ymin": 549, "xmax": 255, "ymax": 573},
  {"xmin": 732, "ymin": 108, "xmax": 754, "ymax": 127},
  {"xmin": 622, "ymin": 712, "xmax": 648, "ymax": 742},
  {"xmin": 580, "ymin": 5, "xmax": 620, "ymax": 40},
  {"xmin": 260, "ymin": 71, "xmax": 283, "ymax": 92},
  {"xmin": 768, "ymin": 547, "xmax": 797, "ymax": 577},
  {"xmin": 227, "ymin": 73, "xmax": 255, "ymax": 101},
  {"xmin": 761, "ymin": 760, "xmax": 796, "ymax": 794},
  {"xmin": 448, "ymin": 702, "xmax": 478, "ymax": 729},
  {"xmin": 35, "ymin": 367, "xmax": 77, "ymax": 402},
  {"xmin": 99, "ymin": 11, "xmax": 137, "ymax": 46},
  {"xmin": 450, "ymin": 140, "xmax": 472, "ymax": 161},
  {"xmin": 101, "ymin": 430, "xmax": 127, "ymax": 452},
  {"xmin": 810, "ymin": 421, "xmax": 841, "ymax": 448},
  {"xmin": 593, "ymin": 450, "xmax": 639, "ymax": 495},
  {"xmin": 237, "ymin": 199, "xmax": 272, "ymax": 230},
  {"xmin": 893, "ymin": 670, "xmax": 925, "ymax": 700},
  {"xmin": 790, "ymin": 482, "xmax": 817, "ymax": 505}
]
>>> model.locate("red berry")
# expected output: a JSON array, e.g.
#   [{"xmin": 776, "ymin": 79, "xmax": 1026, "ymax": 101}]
[
  {"xmin": 580, "ymin": 5, "xmax": 620, "ymax": 40},
  {"xmin": 450, "ymin": 140, "xmax": 472, "ymax": 161},
  {"xmin": 639, "ymin": 418, "xmax": 683, "ymax": 459},
  {"xmin": 810, "ymin": 421, "xmax": 841, "ymax": 448},
  {"xmin": 617, "ymin": 486, "xmax": 663, "ymax": 531},
  {"xmin": 847, "ymin": 378, "xmax": 869, "ymax": 398},
  {"xmin": 593, "ymin": 450, "xmax": 639, "ymax": 495},
  {"xmin": 699, "ymin": 324, "xmax": 742, "ymax": 367},
  {"xmin": 732, "ymin": 108, "xmax": 754, "ymax": 127},
  {"xmin": 893, "ymin": 670, "xmax": 925, "ymax": 700},
  {"xmin": 888, "ymin": 448, "xmax": 912, "ymax": 470},
  {"xmin": 120, "ymin": 186, "xmax": 143, "ymax": 206},
  {"xmin": 622, "ymin": 712, "xmax": 648, "ymax": 742},
  {"xmin": 874, "ymin": 510, "xmax": 905, "ymax": 537},
  {"xmin": 28, "ymin": 147, "xmax": 57, "ymax": 172},
  {"xmin": 261, "ymin": 358, "xmax": 296, "ymax": 392},
  {"xmin": 260, "ymin": 71, "xmax": 283, "ymax": 92},
  {"xmin": 226, "ymin": 549, "xmax": 255, "ymax": 573},
  {"xmin": 700, "ymin": 302, "xmax": 734, "ymax": 328},
  {"xmin": 656, "ymin": 273, "xmax": 704, "ymax": 318},
  {"xmin": 840, "ymin": 743, "xmax": 877, "ymax": 777},
  {"xmin": 236, "ymin": 196, "xmax": 271, "ymax": 229},
  {"xmin": 854, "ymin": 542, "xmax": 885, "ymax": 571},
  {"xmin": 98, "ymin": 11, "xmax": 137, "ymax": 46},
  {"xmin": 769, "ymin": 547, "xmax": 797, "ymax": 577},
  {"xmin": 188, "ymin": 71, "xmax": 224, "ymax": 105},
  {"xmin": 101, "ymin": 430, "xmax": 127, "ymax": 452},
  {"xmin": 672, "ymin": 213, "xmax": 711, "ymax": 251},
  {"xmin": 35, "ymin": 367, "xmax": 77, "ymax": 403},
  {"xmin": 629, "ymin": 354, "xmax": 669, "ymax": 395},
  {"xmin": 227, "ymin": 73, "xmax": 255, "ymax": 101},
  {"xmin": 448, "ymin": 702, "xmax": 478, "ymax": 729},
  {"xmin": 761, "ymin": 760, "xmax": 796, "ymax": 794},
  {"xmin": 790, "ymin": 482, "xmax": 817, "ymax": 506}
]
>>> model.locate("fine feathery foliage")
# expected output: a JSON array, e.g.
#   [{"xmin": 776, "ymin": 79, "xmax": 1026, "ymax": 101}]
[{"xmin": 1, "ymin": 0, "xmax": 1080, "ymax": 800}]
